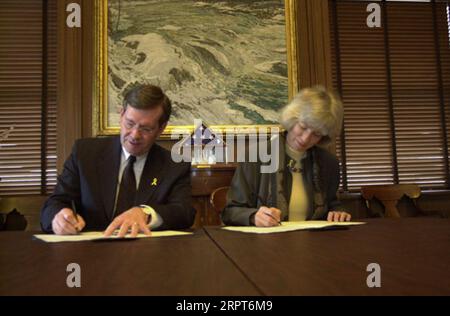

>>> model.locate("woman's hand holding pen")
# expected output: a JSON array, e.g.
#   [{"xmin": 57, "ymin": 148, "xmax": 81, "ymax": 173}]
[
  {"xmin": 254, "ymin": 206, "xmax": 282, "ymax": 227},
  {"xmin": 51, "ymin": 208, "xmax": 85, "ymax": 235}
]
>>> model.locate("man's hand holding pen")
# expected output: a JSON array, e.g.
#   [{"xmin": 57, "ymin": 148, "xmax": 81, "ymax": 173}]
[
  {"xmin": 51, "ymin": 207, "xmax": 85, "ymax": 235},
  {"xmin": 253, "ymin": 206, "xmax": 282, "ymax": 227}
]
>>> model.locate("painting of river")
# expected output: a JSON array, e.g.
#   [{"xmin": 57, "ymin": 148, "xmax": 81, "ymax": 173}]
[{"xmin": 107, "ymin": 0, "xmax": 288, "ymax": 127}]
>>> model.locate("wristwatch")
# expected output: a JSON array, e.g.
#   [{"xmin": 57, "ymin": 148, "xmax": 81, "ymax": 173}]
[{"xmin": 140, "ymin": 204, "xmax": 154, "ymax": 223}]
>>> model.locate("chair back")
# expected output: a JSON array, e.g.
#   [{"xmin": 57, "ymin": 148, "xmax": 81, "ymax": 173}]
[
  {"xmin": 0, "ymin": 195, "xmax": 47, "ymax": 231},
  {"xmin": 361, "ymin": 184, "xmax": 421, "ymax": 218},
  {"xmin": 210, "ymin": 186, "xmax": 230, "ymax": 216}
]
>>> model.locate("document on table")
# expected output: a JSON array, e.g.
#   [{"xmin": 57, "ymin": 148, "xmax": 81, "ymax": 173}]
[
  {"xmin": 33, "ymin": 231, "xmax": 192, "ymax": 243},
  {"xmin": 222, "ymin": 221, "xmax": 366, "ymax": 234}
]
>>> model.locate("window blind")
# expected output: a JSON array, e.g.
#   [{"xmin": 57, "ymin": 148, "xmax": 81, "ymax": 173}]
[
  {"xmin": 330, "ymin": 0, "xmax": 450, "ymax": 192},
  {"xmin": 0, "ymin": 0, "xmax": 57, "ymax": 196}
]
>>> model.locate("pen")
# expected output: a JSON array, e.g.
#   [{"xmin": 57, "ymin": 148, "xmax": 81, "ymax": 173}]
[
  {"xmin": 264, "ymin": 212, "xmax": 282, "ymax": 226},
  {"xmin": 71, "ymin": 200, "xmax": 79, "ymax": 224}
]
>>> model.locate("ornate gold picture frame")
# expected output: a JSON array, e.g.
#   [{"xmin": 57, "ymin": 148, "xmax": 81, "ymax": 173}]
[{"xmin": 93, "ymin": 0, "xmax": 298, "ymax": 137}]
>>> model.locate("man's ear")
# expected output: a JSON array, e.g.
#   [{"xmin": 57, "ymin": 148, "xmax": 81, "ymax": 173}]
[
  {"xmin": 119, "ymin": 107, "xmax": 126, "ymax": 125},
  {"xmin": 157, "ymin": 122, "xmax": 168, "ymax": 136}
]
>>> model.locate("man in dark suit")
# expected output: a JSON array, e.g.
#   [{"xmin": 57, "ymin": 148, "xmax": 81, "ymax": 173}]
[{"xmin": 41, "ymin": 84, "xmax": 195, "ymax": 236}]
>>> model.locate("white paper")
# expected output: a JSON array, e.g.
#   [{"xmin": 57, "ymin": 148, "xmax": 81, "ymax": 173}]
[
  {"xmin": 221, "ymin": 220, "xmax": 366, "ymax": 234},
  {"xmin": 33, "ymin": 230, "xmax": 192, "ymax": 243}
]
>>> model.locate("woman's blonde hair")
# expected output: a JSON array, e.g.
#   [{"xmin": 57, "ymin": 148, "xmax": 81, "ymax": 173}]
[{"xmin": 280, "ymin": 86, "xmax": 343, "ymax": 145}]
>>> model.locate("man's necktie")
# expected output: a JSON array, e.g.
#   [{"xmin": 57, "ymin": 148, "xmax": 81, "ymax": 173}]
[{"xmin": 115, "ymin": 155, "xmax": 137, "ymax": 216}]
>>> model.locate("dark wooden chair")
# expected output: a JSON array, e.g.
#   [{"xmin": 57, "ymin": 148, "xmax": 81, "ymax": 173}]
[
  {"xmin": 209, "ymin": 186, "xmax": 229, "ymax": 217},
  {"xmin": 0, "ymin": 195, "xmax": 47, "ymax": 231},
  {"xmin": 361, "ymin": 184, "xmax": 422, "ymax": 218}
]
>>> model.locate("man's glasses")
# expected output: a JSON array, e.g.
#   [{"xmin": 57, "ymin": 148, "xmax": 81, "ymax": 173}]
[{"xmin": 123, "ymin": 119, "xmax": 157, "ymax": 135}]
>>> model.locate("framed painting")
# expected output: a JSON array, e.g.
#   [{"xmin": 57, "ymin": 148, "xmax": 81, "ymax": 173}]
[{"xmin": 93, "ymin": 0, "xmax": 298, "ymax": 137}]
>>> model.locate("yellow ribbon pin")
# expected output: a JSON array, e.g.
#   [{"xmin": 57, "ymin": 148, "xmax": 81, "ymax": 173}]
[{"xmin": 151, "ymin": 178, "xmax": 158, "ymax": 186}]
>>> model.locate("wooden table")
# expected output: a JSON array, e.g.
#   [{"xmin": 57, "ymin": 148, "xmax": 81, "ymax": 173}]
[
  {"xmin": 1, "ymin": 218, "xmax": 449, "ymax": 295},
  {"xmin": 205, "ymin": 218, "xmax": 450, "ymax": 295},
  {"xmin": 0, "ymin": 229, "xmax": 259, "ymax": 296}
]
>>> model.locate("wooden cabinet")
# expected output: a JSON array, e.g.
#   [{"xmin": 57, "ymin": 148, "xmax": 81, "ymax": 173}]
[{"xmin": 191, "ymin": 164, "xmax": 236, "ymax": 228}]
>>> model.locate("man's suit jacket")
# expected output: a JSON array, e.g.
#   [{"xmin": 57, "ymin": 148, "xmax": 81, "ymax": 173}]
[{"xmin": 41, "ymin": 136, "xmax": 195, "ymax": 232}]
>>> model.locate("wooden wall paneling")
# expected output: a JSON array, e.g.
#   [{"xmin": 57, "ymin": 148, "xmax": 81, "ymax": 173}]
[
  {"xmin": 81, "ymin": 0, "xmax": 94, "ymax": 139},
  {"xmin": 57, "ymin": 0, "xmax": 95, "ymax": 172},
  {"xmin": 57, "ymin": 0, "xmax": 83, "ymax": 171},
  {"xmin": 296, "ymin": 0, "xmax": 332, "ymax": 89}
]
